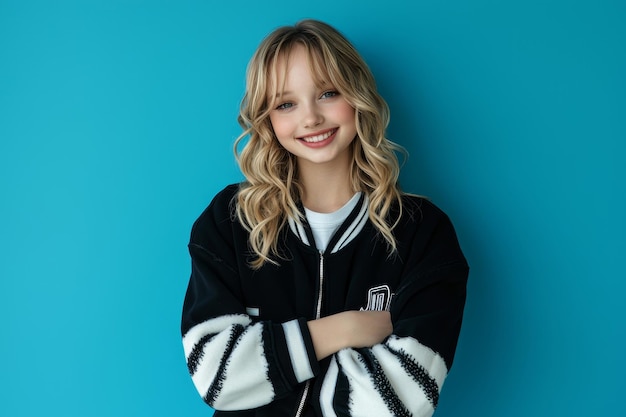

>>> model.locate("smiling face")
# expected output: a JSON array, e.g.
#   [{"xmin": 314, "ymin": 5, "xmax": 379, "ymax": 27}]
[{"xmin": 268, "ymin": 45, "xmax": 357, "ymax": 172}]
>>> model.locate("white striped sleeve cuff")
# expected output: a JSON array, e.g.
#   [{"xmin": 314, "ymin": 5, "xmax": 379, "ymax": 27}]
[{"xmin": 281, "ymin": 319, "xmax": 315, "ymax": 383}]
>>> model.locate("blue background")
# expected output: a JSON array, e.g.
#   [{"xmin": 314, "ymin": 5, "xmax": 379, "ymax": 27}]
[{"xmin": 1, "ymin": 1, "xmax": 624, "ymax": 416}]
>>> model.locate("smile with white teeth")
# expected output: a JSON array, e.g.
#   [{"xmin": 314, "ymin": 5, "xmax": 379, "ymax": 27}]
[{"xmin": 300, "ymin": 129, "xmax": 336, "ymax": 143}]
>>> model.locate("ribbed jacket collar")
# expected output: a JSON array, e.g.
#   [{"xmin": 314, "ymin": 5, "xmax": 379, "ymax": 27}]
[{"xmin": 287, "ymin": 193, "xmax": 369, "ymax": 254}]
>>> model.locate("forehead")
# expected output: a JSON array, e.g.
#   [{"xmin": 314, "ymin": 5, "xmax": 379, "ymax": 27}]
[{"xmin": 268, "ymin": 44, "xmax": 330, "ymax": 94}]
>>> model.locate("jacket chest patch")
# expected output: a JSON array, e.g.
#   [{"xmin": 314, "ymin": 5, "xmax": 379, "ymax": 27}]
[{"xmin": 360, "ymin": 284, "xmax": 392, "ymax": 311}]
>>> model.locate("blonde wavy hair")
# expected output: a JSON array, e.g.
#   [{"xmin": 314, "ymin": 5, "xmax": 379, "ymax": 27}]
[{"xmin": 234, "ymin": 19, "xmax": 405, "ymax": 268}]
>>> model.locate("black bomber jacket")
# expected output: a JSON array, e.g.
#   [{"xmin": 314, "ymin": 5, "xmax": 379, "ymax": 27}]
[{"xmin": 181, "ymin": 183, "xmax": 469, "ymax": 417}]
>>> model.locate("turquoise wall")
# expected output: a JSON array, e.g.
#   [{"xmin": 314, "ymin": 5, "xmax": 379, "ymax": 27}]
[{"xmin": 1, "ymin": 1, "xmax": 624, "ymax": 416}]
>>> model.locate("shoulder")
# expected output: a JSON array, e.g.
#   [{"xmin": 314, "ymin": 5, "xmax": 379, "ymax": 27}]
[
  {"xmin": 399, "ymin": 193, "xmax": 452, "ymax": 227},
  {"xmin": 197, "ymin": 183, "xmax": 240, "ymax": 222},
  {"xmin": 210, "ymin": 183, "xmax": 240, "ymax": 209},
  {"xmin": 190, "ymin": 183, "xmax": 241, "ymax": 245},
  {"xmin": 396, "ymin": 193, "xmax": 467, "ymax": 267}
]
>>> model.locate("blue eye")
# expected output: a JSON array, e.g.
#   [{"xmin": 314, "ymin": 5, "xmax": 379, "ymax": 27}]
[
  {"xmin": 275, "ymin": 102, "xmax": 293, "ymax": 110},
  {"xmin": 321, "ymin": 90, "xmax": 339, "ymax": 99}
]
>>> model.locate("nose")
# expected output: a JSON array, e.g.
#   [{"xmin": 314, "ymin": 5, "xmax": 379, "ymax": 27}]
[{"xmin": 302, "ymin": 103, "xmax": 323, "ymax": 128}]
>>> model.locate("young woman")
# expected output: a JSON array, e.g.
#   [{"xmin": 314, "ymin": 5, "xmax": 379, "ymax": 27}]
[{"xmin": 181, "ymin": 19, "xmax": 469, "ymax": 417}]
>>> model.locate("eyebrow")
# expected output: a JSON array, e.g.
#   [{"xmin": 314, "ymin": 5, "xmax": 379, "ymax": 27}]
[
  {"xmin": 273, "ymin": 85, "xmax": 335, "ymax": 99},
  {"xmin": 274, "ymin": 91, "xmax": 293, "ymax": 98}
]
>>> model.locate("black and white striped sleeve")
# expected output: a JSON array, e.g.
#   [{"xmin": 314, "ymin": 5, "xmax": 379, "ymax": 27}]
[
  {"xmin": 181, "ymin": 239, "xmax": 320, "ymax": 411},
  {"xmin": 182, "ymin": 314, "xmax": 270, "ymax": 409},
  {"xmin": 320, "ymin": 208, "xmax": 469, "ymax": 417},
  {"xmin": 181, "ymin": 187, "xmax": 319, "ymax": 411},
  {"xmin": 182, "ymin": 313, "xmax": 318, "ymax": 411},
  {"xmin": 320, "ymin": 335, "xmax": 448, "ymax": 417}
]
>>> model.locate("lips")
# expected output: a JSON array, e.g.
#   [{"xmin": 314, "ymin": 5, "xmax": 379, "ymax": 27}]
[{"xmin": 298, "ymin": 128, "xmax": 337, "ymax": 144}]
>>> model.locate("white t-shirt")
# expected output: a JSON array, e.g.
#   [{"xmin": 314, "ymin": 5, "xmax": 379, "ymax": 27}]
[{"xmin": 304, "ymin": 192, "xmax": 362, "ymax": 252}]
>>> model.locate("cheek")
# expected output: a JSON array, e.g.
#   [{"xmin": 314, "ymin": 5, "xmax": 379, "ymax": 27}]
[
  {"xmin": 336, "ymin": 101, "xmax": 357, "ymax": 124},
  {"xmin": 269, "ymin": 115, "xmax": 291, "ymax": 139}
]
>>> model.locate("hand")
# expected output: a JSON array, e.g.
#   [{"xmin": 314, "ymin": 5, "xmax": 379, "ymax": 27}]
[
  {"xmin": 341, "ymin": 310, "xmax": 393, "ymax": 348},
  {"xmin": 308, "ymin": 310, "xmax": 392, "ymax": 360}
]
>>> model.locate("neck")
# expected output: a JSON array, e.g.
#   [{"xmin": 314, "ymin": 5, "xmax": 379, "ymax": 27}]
[{"xmin": 298, "ymin": 160, "xmax": 355, "ymax": 213}]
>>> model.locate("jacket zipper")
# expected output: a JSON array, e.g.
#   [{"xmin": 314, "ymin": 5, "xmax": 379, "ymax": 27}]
[
  {"xmin": 294, "ymin": 382, "xmax": 311, "ymax": 417},
  {"xmin": 294, "ymin": 251, "xmax": 325, "ymax": 417},
  {"xmin": 315, "ymin": 251, "xmax": 325, "ymax": 318}
]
